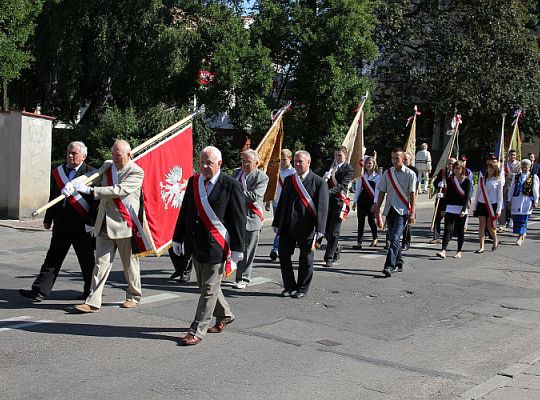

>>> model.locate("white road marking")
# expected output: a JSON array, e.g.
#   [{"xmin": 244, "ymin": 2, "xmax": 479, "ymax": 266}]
[
  {"xmin": 358, "ymin": 254, "xmax": 384, "ymax": 259},
  {"xmin": 140, "ymin": 293, "xmax": 181, "ymax": 304},
  {"xmin": 0, "ymin": 316, "xmax": 52, "ymax": 332}
]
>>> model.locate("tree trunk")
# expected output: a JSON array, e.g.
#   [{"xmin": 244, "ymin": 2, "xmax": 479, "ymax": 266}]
[{"xmin": 2, "ymin": 78, "xmax": 8, "ymax": 112}]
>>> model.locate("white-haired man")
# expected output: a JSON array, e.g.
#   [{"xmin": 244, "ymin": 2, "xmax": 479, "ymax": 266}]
[
  {"xmin": 20, "ymin": 141, "xmax": 97, "ymax": 301},
  {"xmin": 173, "ymin": 146, "xmax": 246, "ymax": 346},
  {"xmin": 67, "ymin": 139, "xmax": 145, "ymax": 313},
  {"xmin": 232, "ymin": 149, "xmax": 269, "ymax": 288}
]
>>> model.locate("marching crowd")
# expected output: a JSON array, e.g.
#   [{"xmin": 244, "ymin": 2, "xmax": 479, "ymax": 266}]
[{"xmin": 18, "ymin": 139, "xmax": 540, "ymax": 346}]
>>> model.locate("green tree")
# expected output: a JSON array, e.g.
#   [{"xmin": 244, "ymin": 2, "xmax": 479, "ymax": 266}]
[
  {"xmin": 252, "ymin": 0, "xmax": 379, "ymax": 162},
  {"xmin": 0, "ymin": 0, "xmax": 43, "ymax": 111},
  {"xmin": 373, "ymin": 0, "xmax": 540, "ymax": 167}
]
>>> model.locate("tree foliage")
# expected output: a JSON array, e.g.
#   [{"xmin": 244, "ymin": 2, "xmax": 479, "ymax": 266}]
[
  {"xmin": 0, "ymin": 0, "xmax": 43, "ymax": 110},
  {"xmin": 373, "ymin": 0, "xmax": 540, "ymax": 167}
]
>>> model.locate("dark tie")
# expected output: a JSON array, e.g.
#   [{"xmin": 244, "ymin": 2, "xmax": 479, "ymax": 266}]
[
  {"xmin": 66, "ymin": 167, "xmax": 74, "ymax": 174},
  {"xmin": 204, "ymin": 179, "xmax": 210, "ymax": 192}
]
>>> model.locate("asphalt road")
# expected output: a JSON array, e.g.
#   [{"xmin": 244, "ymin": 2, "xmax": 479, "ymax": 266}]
[{"xmin": 1, "ymin": 204, "xmax": 540, "ymax": 400}]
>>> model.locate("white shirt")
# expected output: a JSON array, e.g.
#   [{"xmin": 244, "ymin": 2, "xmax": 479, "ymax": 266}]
[
  {"xmin": 353, "ymin": 171, "xmax": 381, "ymax": 203},
  {"xmin": 474, "ymin": 176, "xmax": 504, "ymax": 214},
  {"xmin": 275, "ymin": 165, "xmax": 295, "ymax": 204}
]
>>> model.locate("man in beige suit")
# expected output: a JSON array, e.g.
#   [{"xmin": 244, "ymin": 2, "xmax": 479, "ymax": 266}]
[{"xmin": 66, "ymin": 140, "xmax": 145, "ymax": 313}]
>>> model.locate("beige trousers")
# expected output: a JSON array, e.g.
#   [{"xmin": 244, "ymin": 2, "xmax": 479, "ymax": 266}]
[
  {"xmin": 189, "ymin": 257, "xmax": 234, "ymax": 338},
  {"xmin": 85, "ymin": 233, "xmax": 142, "ymax": 308}
]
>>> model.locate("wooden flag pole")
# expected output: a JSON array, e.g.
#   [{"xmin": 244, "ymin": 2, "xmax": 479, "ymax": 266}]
[
  {"xmin": 32, "ymin": 110, "xmax": 202, "ymax": 217},
  {"xmin": 430, "ymin": 113, "xmax": 460, "ymax": 231}
]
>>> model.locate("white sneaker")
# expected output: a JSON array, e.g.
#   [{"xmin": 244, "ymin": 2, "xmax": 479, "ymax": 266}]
[
  {"xmin": 516, "ymin": 239, "xmax": 523, "ymax": 246},
  {"xmin": 235, "ymin": 281, "xmax": 248, "ymax": 289}
]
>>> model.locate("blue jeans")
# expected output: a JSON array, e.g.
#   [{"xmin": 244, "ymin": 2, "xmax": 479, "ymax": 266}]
[{"xmin": 385, "ymin": 208, "xmax": 408, "ymax": 270}]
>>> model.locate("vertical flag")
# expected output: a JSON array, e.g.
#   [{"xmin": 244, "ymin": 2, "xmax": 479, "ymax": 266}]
[
  {"xmin": 342, "ymin": 92, "xmax": 369, "ymax": 179},
  {"xmin": 509, "ymin": 110, "xmax": 523, "ymax": 161},
  {"xmin": 403, "ymin": 105, "xmax": 421, "ymax": 165},
  {"xmin": 134, "ymin": 124, "xmax": 193, "ymax": 255},
  {"xmin": 256, "ymin": 101, "xmax": 291, "ymax": 203}
]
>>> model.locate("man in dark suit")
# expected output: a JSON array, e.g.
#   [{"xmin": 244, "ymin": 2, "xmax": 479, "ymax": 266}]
[
  {"xmin": 321, "ymin": 146, "xmax": 354, "ymax": 267},
  {"xmin": 172, "ymin": 146, "xmax": 246, "ymax": 346},
  {"xmin": 272, "ymin": 150, "xmax": 329, "ymax": 299},
  {"xmin": 19, "ymin": 141, "xmax": 96, "ymax": 301}
]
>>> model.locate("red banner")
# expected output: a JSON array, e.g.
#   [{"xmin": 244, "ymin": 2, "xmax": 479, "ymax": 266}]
[{"xmin": 134, "ymin": 124, "xmax": 193, "ymax": 255}]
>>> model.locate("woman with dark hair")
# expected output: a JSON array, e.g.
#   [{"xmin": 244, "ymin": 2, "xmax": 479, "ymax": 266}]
[
  {"xmin": 436, "ymin": 161, "xmax": 472, "ymax": 259},
  {"xmin": 508, "ymin": 159, "xmax": 539, "ymax": 245},
  {"xmin": 351, "ymin": 156, "xmax": 381, "ymax": 249},
  {"xmin": 472, "ymin": 162, "xmax": 503, "ymax": 253}
]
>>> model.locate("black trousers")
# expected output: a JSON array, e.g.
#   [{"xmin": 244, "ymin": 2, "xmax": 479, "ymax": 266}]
[
  {"xmin": 433, "ymin": 199, "xmax": 446, "ymax": 239},
  {"xmin": 168, "ymin": 248, "xmax": 193, "ymax": 276},
  {"xmin": 324, "ymin": 208, "xmax": 342, "ymax": 261},
  {"xmin": 442, "ymin": 213, "xmax": 466, "ymax": 251},
  {"xmin": 279, "ymin": 232, "xmax": 314, "ymax": 293},
  {"xmin": 32, "ymin": 230, "xmax": 95, "ymax": 296},
  {"xmin": 356, "ymin": 207, "xmax": 378, "ymax": 243}
]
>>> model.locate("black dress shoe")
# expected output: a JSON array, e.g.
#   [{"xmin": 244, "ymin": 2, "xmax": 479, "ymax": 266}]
[
  {"xmin": 292, "ymin": 291, "xmax": 306, "ymax": 299},
  {"xmin": 270, "ymin": 250, "xmax": 278, "ymax": 261},
  {"xmin": 382, "ymin": 267, "xmax": 392, "ymax": 278},
  {"xmin": 169, "ymin": 270, "xmax": 182, "ymax": 280},
  {"xmin": 19, "ymin": 289, "xmax": 45, "ymax": 302},
  {"xmin": 280, "ymin": 290, "xmax": 293, "ymax": 297},
  {"xmin": 324, "ymin": 260, "xmax": 333, "ymax": 268}
]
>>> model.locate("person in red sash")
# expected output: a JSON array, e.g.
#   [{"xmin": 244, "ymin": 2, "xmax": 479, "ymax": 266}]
[
  {"xmin": 320, "ymin": 146, "xmax": 354, "ymax": 267},
  {"xmin": 500, "ymin": 149, "xmax": 520, "ymax": 230},
  {"xmin": 436, "ymin": 160, "xmax": 472, "ymax": 259},
  {"xmin": 172, "ymin": 146, "xmax": 246, "ymax": 346},
  {"xmin": 472, "ymin": 162, "xmax": 503, "ymax": 253},
  {"xmin": 19, "ymin": 141, "xmax": 97, "ymax": 301},
  {"xmin": 232, "ymin": 149, "xmax": 269, "ymax": 288},
  {"xmin": 267, "ymin": 149, "xmax": 295, "ymax": 261},
  {"xmin": 351, "ymin": 156, "xmax": 381, "ymax": 249},
  {"xmin": 272, "ymin": 150, "xmax": 329, "ymax": 298},
  {"xmin": 373, "ymin": 148, "xmax": 417, "ymax": 277},
  {"xmin": 430, "ymin": 157, "xmax": 456, "ymax": 244},
  {"xmin": 69, "ymin": 140, "xmax": 145, "ymax": 313}
]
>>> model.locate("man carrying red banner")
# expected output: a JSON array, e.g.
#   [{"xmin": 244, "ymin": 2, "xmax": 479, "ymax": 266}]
[
  {"xmin": 172, "ymin": 146, "xmax": 246, "ymax": 346},
  {"xmin": 19, "ymin": 141, "xmax": 97, "ymax": 302},
  {"xmin": 272, "ymin": 150, "xmax": 329, "ymax": 298},
  {"xmin": 68, "ymin": 140, "xmax": 146, "ymax": 313},
  {"xmin": 372, "ymin": 148, "xmax": 417, "ymax": 278},
  {"xmin": 320, "ymin": 146, "xmax": 354, "ymax": 267},
  {"xmin": 232, "ymin": 149, "xmax": 269, "ymax": 289}
]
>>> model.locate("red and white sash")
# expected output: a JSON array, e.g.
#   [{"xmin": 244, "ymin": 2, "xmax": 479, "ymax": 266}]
[
  {"xmin": 53, "ymin": 165, "xmax": 90, "ymax": 219},
  {"xmin": 361, "ymin": 175, "xmax": 375, "ymax": 200},
  {"xmin": 450, "ymin": 176, "xmax": 466, "ymax": 198},
  {"xmin": 479, "ymin": 177, "xmax": 497, "ymax": 228},
  {"xmin": 292, "ymin": 174, "xmax": 317, "ymax": 221},
  {"xmin": 339, "ymin": 194, "xmax": 351, "ymax": 220},
  {"xmin": 388, "ymin": 168, "xmax": 411, "ymax": 212},
  {"xmin": 505, "ymin": 162, "xmax": 510, "ymax": 176},
  {"xmin": 106, "ymin": 165, "xmax": 152, "ymax": 254},
  {"xmin": 278, "ymin": 174, "xmax": 284, "ymax": 189},
  {"xmin": 237, "ymin": 172, "xmax": 264, "ymax": 222},
  {"xmin": 193, "ymin": 174, "xmax": 236, "ymax": 277}
]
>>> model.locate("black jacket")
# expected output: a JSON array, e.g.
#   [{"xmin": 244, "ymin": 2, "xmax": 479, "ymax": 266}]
[
  {"xmin": 272, "ymin": 171, "xmax": 329, "ymax": 240},
  {"xmin": 44, "ymin": 162, "xmax": 97, "ymax": 233},
  {"xmin": 327, "ymin": 162, "xmax": 355, "ymax": 211},
  {"xmin": 173, "ymin": 172, "xmax": 246, "ymax": 264}
]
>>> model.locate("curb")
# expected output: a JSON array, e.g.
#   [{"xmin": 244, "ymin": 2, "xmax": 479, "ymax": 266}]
[{"xmin": 459, "ymin": 350, "xmax": 540, "ymax": 399}]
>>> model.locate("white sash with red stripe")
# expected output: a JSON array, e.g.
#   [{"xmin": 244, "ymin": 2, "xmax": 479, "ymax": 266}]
[
  {"xmin": 107, "ymin": 165, "xmax": 152, "ymax": 254},
  {"xmin": 479, "ymin": 177, "xmax": 497, "ymax": 228},
  {"xmin": 388, "ymin": 168, "xmax": 411, "ymax": 212},
  {"xmin": 292, "ymin": 174, "xmax": 317, "ymax": 221},
  {"xmin": 339, "ymin": 193, "xmax": 351, "ymax": 220},
  {"xmin": 361, "ymin": 175, "xmax": 375, "ymax": 200},
  {"xmin": 237, "ymin": 172, "xmax": 264, "ymax": 222},
  {"xmin": 193, "ymin": 174, "xmax": 236, "ymax": 277},
  {"xmin": 278, "ymin": 175, "xmax": 284, "ymax": 189},
  {"xmin": 53, "ymin": 165, "xmax": 90, "ymax": 219},
  {"xmin": 450, "ymin": 176, "xmax": 466, "ymax": 198}
]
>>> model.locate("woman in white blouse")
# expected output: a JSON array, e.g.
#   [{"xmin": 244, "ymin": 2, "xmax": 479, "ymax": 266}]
[
  {"xmin": 507, "ymin": 159, "xmax": 539, "ymax": 245},
  {"xmin": 351, "ymin": 157, "xmax": 381, "ymax": 249},
  {"xmin": 473, "ymin": 162, "xmax": 504, "ymax": 253}
]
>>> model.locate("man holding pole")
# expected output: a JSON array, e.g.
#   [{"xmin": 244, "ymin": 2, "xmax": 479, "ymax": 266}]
[
  {"xmin": 19, "ymin": 141, "xmax": 97, "ymax": 301},
  {"xmin": 67, "ymin": 140, "xmax": 146, "ymax": 313}
]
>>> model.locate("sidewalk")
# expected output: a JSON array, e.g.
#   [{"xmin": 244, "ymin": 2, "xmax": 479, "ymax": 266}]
[{"xmin": 460, "ymin": 350, "xmax": 540, "ymax": 399}]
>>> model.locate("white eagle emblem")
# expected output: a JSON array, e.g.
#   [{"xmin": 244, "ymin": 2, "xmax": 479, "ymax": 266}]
[{"xmin": 160, "ymin": 166, "xmax": 187, "ymax": 209}]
